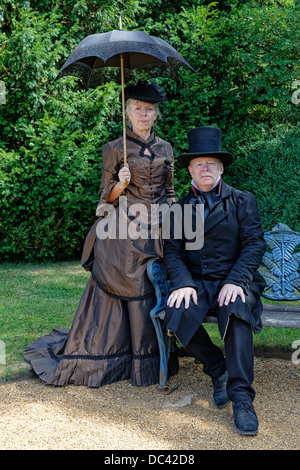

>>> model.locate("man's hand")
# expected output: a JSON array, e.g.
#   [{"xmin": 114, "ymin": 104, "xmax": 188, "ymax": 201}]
[
  {"xmin": 218, "ymin": 283, "xmax": 245, "ymax": 307},
  {"xmin": 167, "ymin": 287, "xmax": 198, "ymax": 309}
]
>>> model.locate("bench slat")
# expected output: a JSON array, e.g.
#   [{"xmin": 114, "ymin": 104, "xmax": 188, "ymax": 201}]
[
  {"xmin": 160, "ymin": 308, "xmax": 300, "ymax": 329},
  {"xmin": 204, "ymin": 305, "xmax": 300, "ymax": 328}
]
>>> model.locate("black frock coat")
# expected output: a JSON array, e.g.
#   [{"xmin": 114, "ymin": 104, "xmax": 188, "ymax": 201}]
[{"xmin": 163, "ymin": 180, "xmax": 267, "ymax": 346}]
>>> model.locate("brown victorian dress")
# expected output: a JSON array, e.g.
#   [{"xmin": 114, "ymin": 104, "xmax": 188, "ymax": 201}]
[{"xmin": 23, "ymin": 127, "xmax": 179, "ymax": 387}]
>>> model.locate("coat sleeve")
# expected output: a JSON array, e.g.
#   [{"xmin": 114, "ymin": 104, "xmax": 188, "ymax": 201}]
[
  {"xmin": 222, "ymin": 191, "xmax": 266, "ymax": 292},
  {"xmin": 96, "ymin": 142, "xmax": 120, "ymax": 215},
  {"xmin": 164, "ymin": 144, "xmax": 177, "ymax": 204}
]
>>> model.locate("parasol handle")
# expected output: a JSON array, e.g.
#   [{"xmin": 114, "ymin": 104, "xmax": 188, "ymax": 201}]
[
  {"xmin": 120, "ymin": 53, "xmax": 127, "ymax": 167},
  {"xmin": 119, "ymin": 16, "xmax": 127, "ymax": 167}
]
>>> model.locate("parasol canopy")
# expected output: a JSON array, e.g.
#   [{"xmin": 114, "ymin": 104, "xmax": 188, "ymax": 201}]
[{"xmin": 55, "ymin": 28, "xmax": 195, "ymax": 89}]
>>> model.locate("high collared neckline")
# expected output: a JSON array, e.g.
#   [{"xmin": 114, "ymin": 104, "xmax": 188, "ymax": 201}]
[
  {"xmin": 191, "ymin": 177, "xmax": 222, "ymax": 197},
  {"xmin": 126, "ymin": 126, "xmax": 157, "ymax": 161},
  {"xmin": 126, "ymin": 126, "xmax": 156, "ymax": 144},
  {"xmin": 190, "ymin": 179, "xmax": 233, "ymax": 202}
]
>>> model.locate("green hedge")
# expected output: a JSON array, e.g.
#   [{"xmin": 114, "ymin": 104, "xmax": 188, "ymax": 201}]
[
  {"xmin": 226, "ymin": 125, "xmax": 300, "ymax": 233},
  {"xmin": 0, "ymin": 85, "xmax": 121, "ymax": 261}
]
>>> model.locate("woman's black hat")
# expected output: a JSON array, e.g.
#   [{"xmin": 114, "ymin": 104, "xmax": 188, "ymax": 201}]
[
  {"xmin": 122, "ymin": 80, "xmax": 166, "ymax": 103},
  {"xmin": 178, "ymin": 126, "xmax": 234, "ymax": 168}
]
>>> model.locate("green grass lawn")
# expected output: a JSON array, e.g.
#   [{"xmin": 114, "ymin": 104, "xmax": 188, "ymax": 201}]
[
  {"xmin": 0, "ymin": 261, "xmax": 299, "ymax": 381},
  {"xmin": 0, "ymin": 261, "xmax": 90, "ymax": 380}
]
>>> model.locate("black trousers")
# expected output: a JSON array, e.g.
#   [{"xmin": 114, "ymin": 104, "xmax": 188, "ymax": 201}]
[{"xmin": 184, "ymin": 314, "xmax": 255, "ymax": 403}]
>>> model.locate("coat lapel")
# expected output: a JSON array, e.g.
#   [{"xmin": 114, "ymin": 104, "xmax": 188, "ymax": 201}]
[
  {"xmin": 204, "ymin": 203, "xmax": 228, "ymax": 234},
  {"xmin": 185, "ymin": 180, "xmax": 232, "ymax": 235},
  {"xmin": 204, "ymin": 180, "xmax": 232, "ymax": 233}
]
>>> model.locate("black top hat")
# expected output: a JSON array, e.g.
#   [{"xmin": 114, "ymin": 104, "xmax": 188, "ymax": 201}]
[
  {"xmin": 178, "ymin": 126, "xmax": 234, "ymax": 168},
  {"xmin": 122, "ymin": 80, "xmax": 166, "ymax": 104}
]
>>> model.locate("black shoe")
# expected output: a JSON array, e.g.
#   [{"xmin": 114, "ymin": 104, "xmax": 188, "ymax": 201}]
[
  {"xmin": 233, "ymin": 401, "xmax": 259, "ymax": 435},
  {"xmin": 213, "ymin": 371, "xmax": 231, "ymax": 409}
]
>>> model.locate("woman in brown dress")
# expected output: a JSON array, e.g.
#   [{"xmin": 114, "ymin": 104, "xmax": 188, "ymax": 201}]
[{"xmin": 24, "ymin": 82, "xmax": 178, "ymax": 387}]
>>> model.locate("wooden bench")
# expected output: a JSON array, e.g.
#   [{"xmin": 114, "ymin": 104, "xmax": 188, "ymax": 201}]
[{"xmin": 147, "ymin": 223, "xmax": 300, "ymax": 393}]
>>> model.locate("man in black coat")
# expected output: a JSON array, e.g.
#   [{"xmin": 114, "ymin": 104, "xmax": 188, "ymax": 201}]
[{"xmin": 163, "ymin": 126, "xmax": 266, "ymax": 435}]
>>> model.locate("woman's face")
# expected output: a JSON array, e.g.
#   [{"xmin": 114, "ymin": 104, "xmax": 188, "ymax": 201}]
[{"xmin": 127, "ymin": 100, "xmax": 158, "ymax": 136}]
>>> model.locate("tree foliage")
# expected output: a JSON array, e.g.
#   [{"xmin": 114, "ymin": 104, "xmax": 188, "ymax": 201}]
[{"xmin": 0, "ymin": 0, "xmax": 299, "ymax": 260}]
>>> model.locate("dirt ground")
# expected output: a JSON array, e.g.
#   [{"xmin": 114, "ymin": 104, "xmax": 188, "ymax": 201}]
[{"xmin": 0, "ymin": 356, "xmax": 299, "ymax": 451}]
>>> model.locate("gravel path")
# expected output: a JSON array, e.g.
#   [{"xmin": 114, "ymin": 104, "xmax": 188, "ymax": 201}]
[{"xmin": 0, "ymin": 357, "xmax": 299, "ymax": 451}]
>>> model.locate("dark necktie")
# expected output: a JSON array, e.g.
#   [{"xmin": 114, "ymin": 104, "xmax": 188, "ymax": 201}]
[{"xmin": 197, "ymin": 188, "xmax": 221, "ymax": 219}]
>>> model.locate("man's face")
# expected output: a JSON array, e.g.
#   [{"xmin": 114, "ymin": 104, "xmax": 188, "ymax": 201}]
[{"xmin": 188, "ymin": 157, "xmax": 223, "ymax": 192}]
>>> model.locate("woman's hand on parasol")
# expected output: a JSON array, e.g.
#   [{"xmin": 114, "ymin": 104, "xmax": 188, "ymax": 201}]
[
  {"xmin": 118, "ymin": 165, "xmax": 131, "ymax": 186},
  {"xmin": 107, "ymin": 165, "xmax": 130, "ymax": 202}
]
